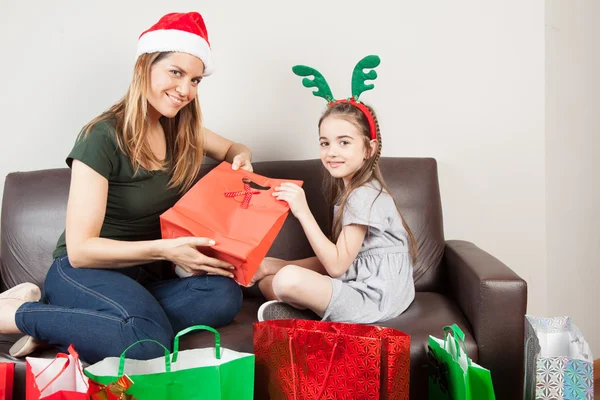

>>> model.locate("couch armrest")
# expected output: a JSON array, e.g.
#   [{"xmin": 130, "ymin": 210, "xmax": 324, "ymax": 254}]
[{"xmin": 444, "ymin": 240, "xmax": 527, "ymax": 400}]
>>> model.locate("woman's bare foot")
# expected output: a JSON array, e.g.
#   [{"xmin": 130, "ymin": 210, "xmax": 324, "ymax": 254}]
[
  {"xmin": 0, "ymin": 283, "xmax": 41, "ymax": 334},
  {"xmin": 0, "ymin": 282, "xmax": 41, "ymax": 302},
  {"xmin": 0, "ymin": 298, "xmax": 26, "ymax": 334},
  {"xmin": 10, "ymin": 335, "xmax": 53, "ymax": 357}
]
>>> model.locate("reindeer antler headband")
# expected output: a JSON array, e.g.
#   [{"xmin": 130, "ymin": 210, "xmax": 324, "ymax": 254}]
[{"xmin": 292, "ymin": 55, "xmax": 381, "ymax": 140}]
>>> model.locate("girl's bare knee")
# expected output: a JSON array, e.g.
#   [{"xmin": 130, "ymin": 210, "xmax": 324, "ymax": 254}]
[{"xmin": 272, "ymin": 265, "xmax": 301, "ymax": 301}]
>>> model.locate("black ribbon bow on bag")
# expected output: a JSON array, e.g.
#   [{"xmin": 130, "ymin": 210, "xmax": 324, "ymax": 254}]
[{"xmin": 426, "ymin": 346, "xmax": 450, "ymax": 394}]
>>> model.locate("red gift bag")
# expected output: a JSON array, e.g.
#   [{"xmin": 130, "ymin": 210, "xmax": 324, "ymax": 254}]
[
  {"xmin": 160, "ymin": 161, "xmax": 303, "ymax": 286},
  {"xmin": 26, "ymin": 345, "xmax": 89, "ymax": 400},
  {"xmin": 0, "ymin": 362, "xmax": 14, "ymax": 400},
  {"xmin": 39, "ymin": 394, "xmax": 88, "ymax": 400},
  {"xmin": 254, "ymin": 320, "xmax": 410, "ymax": 400}
]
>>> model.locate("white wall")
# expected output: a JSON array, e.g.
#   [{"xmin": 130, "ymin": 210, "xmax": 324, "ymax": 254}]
[
  {"xmin": 1, "ymin": 2, "xmax": 547, "ymax": 315},
  {"xmin": 546, "ymin": 0, "xmax": 600, "ymax": 355}
]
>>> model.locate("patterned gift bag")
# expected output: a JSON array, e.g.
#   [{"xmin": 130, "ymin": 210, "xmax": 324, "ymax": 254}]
[
  {"xmin": 524, "ymin": 316, "xmax": 594, "ymax": 400},
  {"xmin": 254, "ymin": 319, "xmax": 410, "ymax": 399}
]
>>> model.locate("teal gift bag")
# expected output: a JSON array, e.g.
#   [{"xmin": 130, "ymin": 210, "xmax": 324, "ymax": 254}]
[
  {"xmin": 84, "ymin": 325, "xmax": 255, "ymax": 399},
  {"xmin": 428, "ymin": 324, "xmax": 495, "ymax": 400},
  {"xmin": 524, "ymin": 316, "xmax": 594, "ymax": 400}
]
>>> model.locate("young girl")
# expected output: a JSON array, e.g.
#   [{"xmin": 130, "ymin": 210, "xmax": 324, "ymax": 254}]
[
  {"xmin": 0, "ymin": 12, "xmax": 251, "ymax": 363},
  {"xmin": 254, "ymin": 56, "xmax": 418, "ymax": 324}
]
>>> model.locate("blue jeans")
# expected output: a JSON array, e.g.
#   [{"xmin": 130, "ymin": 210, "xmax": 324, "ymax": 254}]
[{"xmin": 15, "ymin": 255, "xmax": 243, "ymax": 363}]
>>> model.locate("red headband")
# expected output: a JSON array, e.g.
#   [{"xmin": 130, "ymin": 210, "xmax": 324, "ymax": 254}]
[{"xmin": 329, "ymin": 98, "xmax": 377, "ymax": 140}]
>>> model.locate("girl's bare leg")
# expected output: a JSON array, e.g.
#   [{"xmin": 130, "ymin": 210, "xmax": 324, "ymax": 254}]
[
  {"xmin": 258, "ymin": 275, "xmax": 277, "ymax": 300},
  {"xmin": 271, "ymin": 265, "xmax": 333, "ymax": 317}
]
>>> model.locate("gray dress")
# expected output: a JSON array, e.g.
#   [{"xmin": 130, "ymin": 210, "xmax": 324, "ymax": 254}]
[{"xmin": 322, "ymin": 182, "xmax": 415, "ymax": 323}]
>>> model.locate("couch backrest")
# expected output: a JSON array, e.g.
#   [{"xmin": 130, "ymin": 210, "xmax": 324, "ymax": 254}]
[{"xmin": 0, "ymin": 158, "xmax": 445, "ymax": 292}]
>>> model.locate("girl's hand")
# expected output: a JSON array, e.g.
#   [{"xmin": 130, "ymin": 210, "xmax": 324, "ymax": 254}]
[
  {"xmin": 231, "ymin": 152, "xmax": 253, "ymax": 172},
  {"xmin": 273, "ymin": 183, "xmax": 310, "ymax": 219},
  {"xmin": 248, "ymin": 257, "xmax": 286, "ymax": 286},
  {"xmin": 159, "ymin": 237, "xmax": 235, "ymax": 278}
]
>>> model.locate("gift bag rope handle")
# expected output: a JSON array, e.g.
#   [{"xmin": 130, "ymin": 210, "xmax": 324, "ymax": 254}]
[
  {"xmin": 288, "ymin": 333, "xmax": 339, "ymax": 400},
  {"xmin": 443, "ymin": 324, "xmax": 471, "ymax": 366},
  {"xmin": 35, "ymin": 352, "xmax": 72, "ymax": 394},
  {"xmin": 118, "ymin": 339, "xmax": 171, "ymax": 376},
  {"xmin": 67, "ymin": 344, "xmax": 89, "ymax": 390},
  {"xmin": 172, "ymin": 325, "xmax": 221, "ymax": 363}
]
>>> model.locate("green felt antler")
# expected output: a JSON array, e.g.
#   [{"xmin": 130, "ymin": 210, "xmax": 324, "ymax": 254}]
[
  {"xmin": 292, "ymin": 65, "xmax": 335, "ymax": 102},
  {"xmin": 351, "ymin": 55, "xmax": 381, "ymax": 100}
]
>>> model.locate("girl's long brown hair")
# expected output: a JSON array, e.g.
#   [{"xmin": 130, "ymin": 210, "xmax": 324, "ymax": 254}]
[
  {"xmin": 81, "ymin": 52, "xmax": 204, "ymax": 193},
  {"xmin": 320, "ymin": 102, "xmax": 417, "ymax": 264}
]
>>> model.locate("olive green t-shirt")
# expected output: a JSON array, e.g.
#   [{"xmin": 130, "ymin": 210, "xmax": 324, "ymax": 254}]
[{"xmin": 52, "ymin": 118, "xmax": 181, "ymax": 259}]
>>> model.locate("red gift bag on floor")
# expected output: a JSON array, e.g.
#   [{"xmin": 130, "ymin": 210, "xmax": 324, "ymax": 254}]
[
  {"xmin": 160, "ymin": 161, "xmax": 303, "ymax": 286},
  {"xmin": 254, "ymin": 320, "xmax": 410, "ymax": 400},
  {"xmin": 0, "ymin": 362, "xmax": 15, "ymax": 400},
  {"xmin": 26, "ymin": 345, "xmax": 89, "ymax": 400},
  {"xmin": 38, "ymin": 394, "xmax": 88, "ymax": 400}
]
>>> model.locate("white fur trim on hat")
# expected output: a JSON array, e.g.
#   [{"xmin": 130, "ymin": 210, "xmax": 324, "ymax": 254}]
[{"xmin": 136, "ymin": 29, "xmax": 214, "ymax": 76}]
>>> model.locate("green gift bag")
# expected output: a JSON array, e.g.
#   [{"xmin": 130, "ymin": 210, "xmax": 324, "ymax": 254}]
[
  {"xmin": 428, "ymin": 324, "xmax": 495, "ymax": 400},
  {"xmin": 84, "ymin": 325, "xmax": 255, "ymax": 399}
]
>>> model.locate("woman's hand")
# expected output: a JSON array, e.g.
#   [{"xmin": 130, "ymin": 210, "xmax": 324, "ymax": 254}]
[
  {"xmin": 231, "ymin": 151, "xmax": 253, "ymax": 172},
  {"xmin": 158, "ymin": 237, "xmax": 235, "ymax": 278},
  {"xmin": 273, "ymin": 183, "xmax": 310, "ymax": 219}
]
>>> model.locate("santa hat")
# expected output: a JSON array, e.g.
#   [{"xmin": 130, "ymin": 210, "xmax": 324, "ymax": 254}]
[{"xmin": 136, "ymin": 12, "xmax": 214, "ymax": 76}]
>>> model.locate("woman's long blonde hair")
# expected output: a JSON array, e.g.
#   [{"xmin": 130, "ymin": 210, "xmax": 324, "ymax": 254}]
[
  {"xmin": 81, "ymin": 52, "xmax": 204, "ymax": 193},
  {"xmin": 320, "ymin": 102, "xmax": 418, "ymax": 264}
]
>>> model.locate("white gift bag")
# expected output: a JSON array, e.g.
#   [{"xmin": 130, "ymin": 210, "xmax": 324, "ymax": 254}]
[
  {"xmin": 26, "ymin": 345, "xmax": 89, "ymax": 399},
  {"xmin": 524, "ymin": 316, "xmax": 594, "ymax": 400}
]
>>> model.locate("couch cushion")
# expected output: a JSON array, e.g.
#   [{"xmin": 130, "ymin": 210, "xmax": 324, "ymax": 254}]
[
  {"xmin": 1, "ymin": 169, "xmax": 70, "ymax": 290},
  {"xmin": 378, "ymin": 159, "xmax": 445, "ymax": 291},
  {"xmin": 380, "ymin": 292, "xmax": 478, "ymax": 398}
]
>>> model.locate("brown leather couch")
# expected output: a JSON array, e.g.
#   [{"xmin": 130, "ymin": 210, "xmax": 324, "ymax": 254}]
[{"xmin": 0, "ymin": 158, "xmax": 527, "ymax": 399}]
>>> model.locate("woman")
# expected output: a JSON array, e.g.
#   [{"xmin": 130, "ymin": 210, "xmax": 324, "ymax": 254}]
[{"xmin": 0, "ymin": 12, "xmax": 251, "ymax": 363}]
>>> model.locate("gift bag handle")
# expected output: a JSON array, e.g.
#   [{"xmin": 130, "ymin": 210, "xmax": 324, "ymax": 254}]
[
  {"xmin": 118, "ymin": 339, "xmax": 171, "ymax": 376},
  {"xmin": 36, "ymin": 344, "xmax": 90, "ymax": 393},
  {"xmin": 172, "ymin": 325, "xmax": 221, "ymax": 362},
  {"xmin": 443, "ymin": 324, "xmax": 471, "ymax": 366},
  {"xmin": 67, "ymin": 344, "xmax": 89, "ymax": 390},
  {"xmin": 288, "ymin": 332, "xmax": 339, "ymax": 400},
  {"xmin": 35, "ymin": 352, "xmax": 71, "ymax": 394}
]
